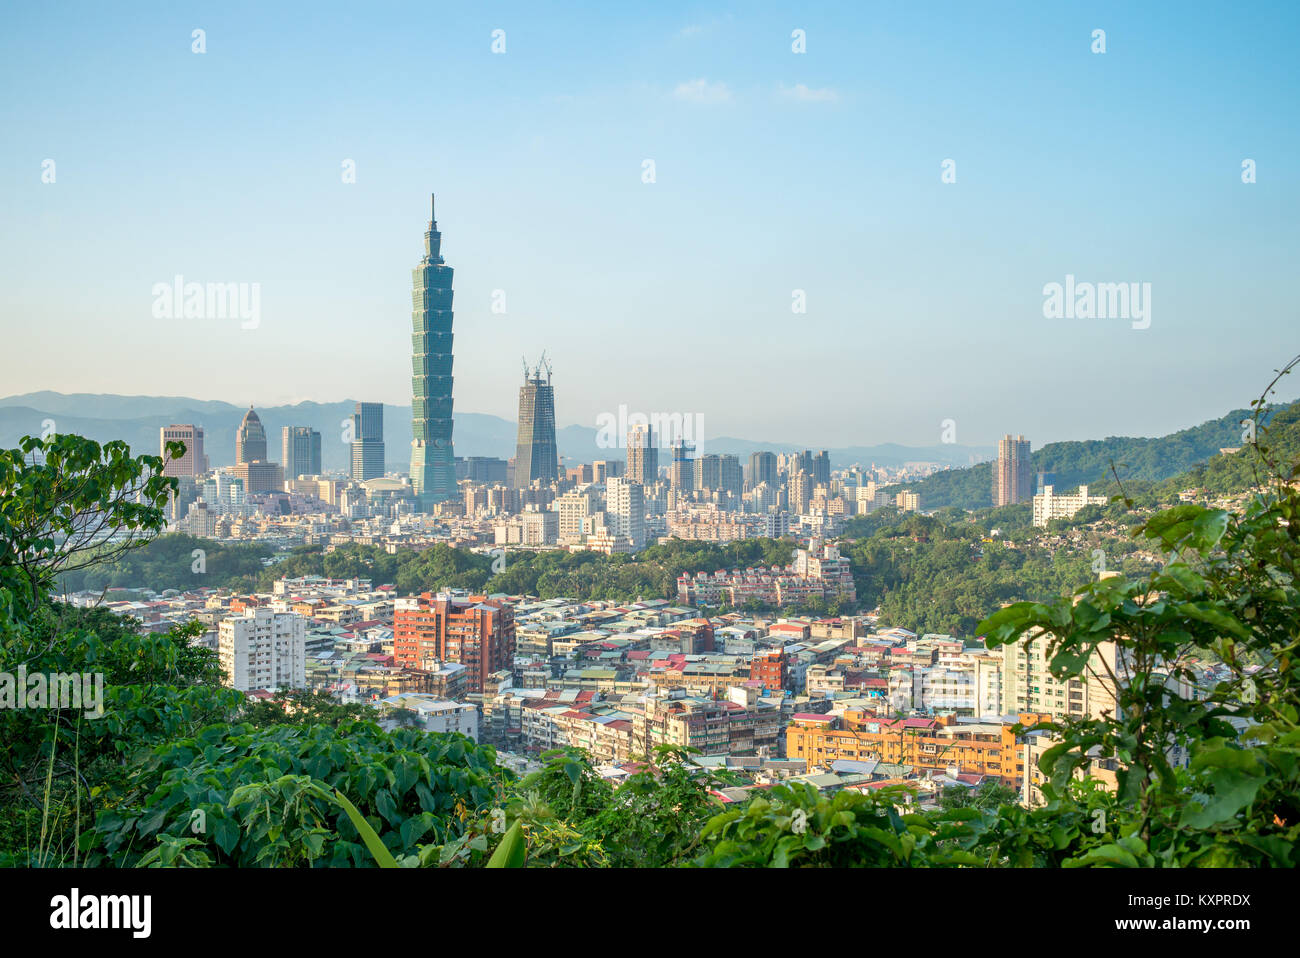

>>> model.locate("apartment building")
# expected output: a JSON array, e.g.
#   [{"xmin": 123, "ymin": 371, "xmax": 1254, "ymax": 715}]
[
  {"xmin": 218, "ymin": 607, "xmax": 307, "ymax": 691},
  {"xmin": 1032, "ymin": 484, "xmax": 1109, "ymax": 527},
  {"xmin": 393, "ymin": 593, "xmax": 516, "ymax": 693},
  {"xmin": 786, "ymin": 709, "xmax": 1047, "ymax": 787}
]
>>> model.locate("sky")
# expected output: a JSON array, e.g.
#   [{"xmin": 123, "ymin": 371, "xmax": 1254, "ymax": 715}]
[{"xmin": 2, "ymin": 1, "xmax": 1298, "ymax": 450}]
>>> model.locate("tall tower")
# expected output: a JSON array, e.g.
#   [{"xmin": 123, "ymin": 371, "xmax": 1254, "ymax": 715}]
[
  {"xmin": 235, "ymin": 406, "xmax": 267, "ymax": 464},
  {"xmin": 513, "ymin": 356, "xmax": 558, "ymax": 488},
  {"xmin": 351, "ymin": 402, "xmax": 385, "ymax": 480},
  {"xmin": 282, "ymin": 426, "xmax": 321, "ymax": 480},
  {"xmin": 627, "ymin": 423, "xmax": 658, "ymax": 484},
  {"xmin": 409, "ymin": 194, "xmax": 458, "ymax": 509},
  {"xmin": 993, "ymin": 434, "xmax": 1032, "ymax": 506}
]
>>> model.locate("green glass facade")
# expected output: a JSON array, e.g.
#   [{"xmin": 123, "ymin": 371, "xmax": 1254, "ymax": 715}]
[{"xmin": 409, "ymin": 194, "xmax": 458, "ymax": 509}]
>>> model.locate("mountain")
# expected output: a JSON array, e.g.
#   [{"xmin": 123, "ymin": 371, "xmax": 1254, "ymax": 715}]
[
  {"xmin": 887, "ymin": 403, "xmax": 1292, "ymax": 510},
  {"xmin": 0, "ymin": 393, "xmax": 993, "ymax": 473}
]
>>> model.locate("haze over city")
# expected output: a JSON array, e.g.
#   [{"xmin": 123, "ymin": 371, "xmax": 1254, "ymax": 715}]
[{"xmin": 4, "ymin": 0, "xmax": 1297, "ymax": 449}]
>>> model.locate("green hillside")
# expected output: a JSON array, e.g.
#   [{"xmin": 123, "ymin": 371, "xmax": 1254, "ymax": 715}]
[{"xmin": 889, "ymin": 403, "xmax": 1289, "ymax": 510}]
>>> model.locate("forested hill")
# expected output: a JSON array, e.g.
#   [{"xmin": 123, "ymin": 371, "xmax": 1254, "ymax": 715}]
[{"xmin": 889, "ymin": 402, "xmax": 1291, "ymax": 510}]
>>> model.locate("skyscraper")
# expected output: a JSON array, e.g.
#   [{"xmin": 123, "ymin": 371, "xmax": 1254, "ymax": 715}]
[
  {"xmin": 606, "ymin": 476, "xmax": 646, "ymax": 549},
  {"xmin": 748, "ymin": 451, "xmax": 777, "ymax": 489},
  {"xmin": 160, "ymin": 424, "xmax": 207, "ymax": 477},
  {"xmin": 627, "ymin": 423, "xmax": 658, "ymax": 485},
  {"xmin": 513, "ymin": 356, "xmax": 558, "ymax": 489},
  {"xmin": 670, "ymin": 440, "xmax": 695, "ymax": 492},
  {"xmin": 994, "ymin": 434, "xmax": 1032, "ymax": 506},
  {"xmin": 409, "ymin": 194, "xmax": 458, "ymax": 509},
  {"xmin": 351, "ymin": 402, "xmax": 385, "ymax": 480},
  {"xmin": 235, "ymin": 406, "xmax": 268, "ymax": 464},
  {"xmin": 282, "ymin": 426, "xmax": 322, "ymax": 480}
]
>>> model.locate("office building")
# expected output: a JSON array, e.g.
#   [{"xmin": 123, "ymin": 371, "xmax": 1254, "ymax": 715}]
[
  {"xmin": 748, "ymin": 451, "xmax": 777, "ymax": 489},
  {"xmin": 160, "ymin": 424, "xmax": 208, "ymax": 477},
  {"xmin": 282, "ymin": 426, "xmax": 322, "ymax": 481},
  {"xmin": 670, "ymin": 440, "xmax": 694, "ymax": 492},
  {"xmin": 351, "ymin": 402, "xmax": 385, "ymax": 481},
  {"xmin": 235, "ymin": 406, "xmax": 268, "ymax": 464},
  {"xmin": 409, "ymin": 193, "xmax": 459, "ymax": 509},
  {"xmin": 513, "ymin": 356, "xmax": 559, "ymax": 488}
]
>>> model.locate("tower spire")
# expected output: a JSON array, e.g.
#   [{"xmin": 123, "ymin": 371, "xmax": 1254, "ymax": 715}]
[{"xmin": 430, "ymin": 192, "xmax": 436, "ymax": 227}]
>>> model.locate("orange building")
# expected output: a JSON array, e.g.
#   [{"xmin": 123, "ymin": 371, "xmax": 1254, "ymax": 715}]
[
  {"xmin": 786, "ymin": 710, "xmax": 1051, "ymax": 788},
  {"xmin": 393, "ymin": 593, "xmax": 515, "ymax": 694},
  {"xmin": 750, "ymin": 649, "xmax": 788, "ymax": 692}
]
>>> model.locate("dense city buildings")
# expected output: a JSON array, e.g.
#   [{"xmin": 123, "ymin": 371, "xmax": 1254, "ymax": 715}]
[
  {"xmin": 513, "ymin": 357, "xmax": 559, "ymax": 488},
  {"xmin": 993, "ymin": 434, "xmax": 1032, "ymax": 506},
  {"xmin": 409, "ymin": 194, "xmax": 459, "ymax": 510}
]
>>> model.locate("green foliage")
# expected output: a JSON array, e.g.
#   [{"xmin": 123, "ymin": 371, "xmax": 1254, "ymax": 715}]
[
  {"xmin": 692, "ymin": 782, "xmax": 984, "ymax": 867},
  {"xmin": 81, "ymin": 722, "xmax": 505, "ymax": 867}
]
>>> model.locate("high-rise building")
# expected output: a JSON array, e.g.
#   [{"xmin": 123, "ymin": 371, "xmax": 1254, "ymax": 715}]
[
  {"xmin": 694, "ymin": 454, "xmax": 722, "ymax": 492},
  {"xmin": 811, "ymin": 450, "xmax": 831, "ymax": 487},
  {"xmin": 235, "ymin": 406, "xmax": 268, "ymax": 464},
  {"xmin": 218, "ymin": 608, "xmax": 306, "ymax": 692},
  {"xmin": 719, "ymin": 455, "xmax": 743, "ymax": 496},
  {"xmin": 669, "ymin": 440, "xmax": 694, "ymax": 492},
  {"xmin": 282, "ymin": 426, "xmax": 321, "ymax": 480},
  {"xmin": 748, "ymin": 451, "xmax": 777, "ymax": 489},
  {"xmin": 351, "ymin": 402, "xmax": 385, "ymax": 480},
  {"xmin": 393, "ymin": 593, "xmax": 516, "ymax": 693},
  {"xmin": 627, "ymin": 423, "xmax": 658, "ymax": 484},
  {"xmin": 788, "ymin": 470, "xmax": 814, "ymax": 514},
  {"xmin": 606, "ymin": 476, "xmax": 646, "ymax": 549},
  {"xmin": 513, "ymin": 357, "xmax": 558, "ymax": 488},
  {"xmin": 993, "ymin": 434, "xmax": 1032, "ymax": 506},
  {"xmin": 409, "ymin": 194, "xmax": 458, "ymax": 510},
  {"xmin": 160, "ymin": 424, "xmax": 208, "ymax": 477}
]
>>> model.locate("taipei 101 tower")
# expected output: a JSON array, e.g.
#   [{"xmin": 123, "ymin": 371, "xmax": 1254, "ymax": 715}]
[{"xmin": 408, "ymin": 194, "xmax": 458, "ymax": 509}]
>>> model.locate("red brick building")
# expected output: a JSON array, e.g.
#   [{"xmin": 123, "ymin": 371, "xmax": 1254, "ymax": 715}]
[{"xmin": 393, "ymin": 593, "xmax": 515, "ymax": 694}]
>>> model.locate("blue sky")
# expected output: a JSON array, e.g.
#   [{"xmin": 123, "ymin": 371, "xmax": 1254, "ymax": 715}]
[{"xmin": 2, "ymin": 1, "xmax": 1297, "ymax": 449}]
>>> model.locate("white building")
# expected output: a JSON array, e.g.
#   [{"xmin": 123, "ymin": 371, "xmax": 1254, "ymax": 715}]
[
  {"xmin": 1032, "ymin": 484, "xmax": 1108, "ymax": 527},
  {"xmin": 605, "ymin": 476, "xmax": 646, "ymax": 549},
  {"xmin": 218, "ymin": 607, "xmax": 307, "ymax": 691},
  {"xmin": 376, "ymin": 694, "xmax": 480, "ymax": 741}
]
